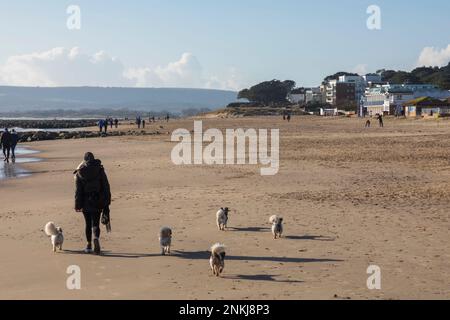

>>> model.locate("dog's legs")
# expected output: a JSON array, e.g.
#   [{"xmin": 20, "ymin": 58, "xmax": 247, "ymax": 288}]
[
  {"xmin": 59, "ymin": 244, "xmax": 63, "ymax": 251},
  {"xmin": 167, "ymin": 245, "xmax": 171, "ymax": 255},
  {"xmin": 161, "ymin": 247, "xmax": 165, "ymax": 256},
  {"xmin": 53, "ymin": 244, "xmax": 56, "ymax": 252}
]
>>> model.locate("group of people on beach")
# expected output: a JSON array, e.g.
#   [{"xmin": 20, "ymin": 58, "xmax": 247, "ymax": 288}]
[
  {"xmin": 365, "ymin": 114, "xmax": 384, "ymax": 128},
  {"xmin": 135, "ymin": 114, "xmax": 170, "ymax": 129},
  {"xmin": 283, "ymin": 113, "xmax": 292, "ymax": 122},
  {"xmin": 98, "ymin": 118, "xmax": 119, "ymax": 133},
  {"xmin": 0, "ymin": 128, "xmax": 19, "ymax": 163}
]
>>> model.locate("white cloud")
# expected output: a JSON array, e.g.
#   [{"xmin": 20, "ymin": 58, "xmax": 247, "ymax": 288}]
[
  {"xmin": 124, "ymin": 52, "xmax": 204, "ymax": 88},
  {"xmin": 0, "ymin": 47, "xmax": 127, "ymax": 87},
  {"xmin": 351, "ymin": 64, "xmax": 368, "ymax": 75},
  {"xmin": 417, "ymin": 45, "xmax": 450, "ymax": 67},
  {"xmin": 125, "ymin": 53, "xmax": 242, "ymax": 90},
  {"xmin": 0, "ymin": 47, "xmax": 241, "ymax": 90}
]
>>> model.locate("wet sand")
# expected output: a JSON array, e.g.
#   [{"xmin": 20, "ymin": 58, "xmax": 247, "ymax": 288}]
[
  {"xmin": 0, "ymin": 116, "xmax": 449, "ymax": 300},
  {"xmin": 0, "ymin": 147, "xmax": 40, "ymax": 180}
]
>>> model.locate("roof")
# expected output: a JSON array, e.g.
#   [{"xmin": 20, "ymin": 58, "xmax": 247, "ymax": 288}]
[{"xmin": 404, "ymin": 96, "xmax": 450, "ymax": 107}]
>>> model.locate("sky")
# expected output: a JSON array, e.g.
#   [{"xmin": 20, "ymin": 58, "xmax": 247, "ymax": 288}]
[{"xmin": 0, "ymin": 0, "xmax": 449, "ymax": 90}]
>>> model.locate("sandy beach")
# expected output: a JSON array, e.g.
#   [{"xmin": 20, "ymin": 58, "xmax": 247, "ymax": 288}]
[{"xmin": 1, "ymin": 116, "xmax": 449, "ymax": 300}]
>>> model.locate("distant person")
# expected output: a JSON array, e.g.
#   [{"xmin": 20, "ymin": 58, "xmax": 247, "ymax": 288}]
[
  {"xmin": 166, "ymin": 114, "xmax": 170, "ymax": 122},
  {"xmin": 136, "ymin": 117, "xmax": 141, "ymax": 129},
  {"xmin": 10, "ymin": 129, "xmax": 19, "ymax": 161},
  {"xmin": 142, "ymin": 120, "xmax": 146, "ymax": 129},
  {"xmin": 283, "ymin": 114, "xmax": 286, "ymax": 120},
  {"xmin": 114, "ymin": 118, "xmax": 119, "ymax": 128},
  {"xmin": 98, "ymin": 120, "xmax": 104, "ymax": 133},
  {"xmin": 377, "ymin": 114, "xmax": 384, "ymax": 128},
  {"xmin": 1, "ymin": 128, "xmax": 12, "ymax": 163},
  {"xmin": 365, "ymin": 120, "xmax": 371, "ymax": 128},
  {"xmin": 152, "ymin": 116, "xmax": 155, "ymax": 123},
  {"xmin": 104, "ymin": 119, "xmax": 108, "ymax": 133},
  {"xmin": 74, "ymin": 152, "xmax": 111, "ymax": 255},
  {"xmin": 287, "ymin": 114, "xmax": 291, "ymax": 122},
  {"xmin": 109, "ymin": 119, "xmax": 113, "ymax": 129}
]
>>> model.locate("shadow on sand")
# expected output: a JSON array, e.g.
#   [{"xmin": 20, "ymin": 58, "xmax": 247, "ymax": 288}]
[
  {"xmin": 172, "ymin": 250, "xmax": 342, "ymax": 264},
  {"xmin": 284, "ymin": 235, "xmax": 336, "ymax": 241},
  {"xmin": 228, "ymin": 226, "xmax": 271, "ymax": 233},
  {"xmin": 62, "ymin": 249, "xmax": 342, "ymax": 264},
  {"xmin": 227, "ymin": 227, "xmax": 336, "ymax": 242},
  {"xmin": 222, "ymin": 274, "xmax": 304, "ymax": 283},
  {"xmin": 62, "ymin": 250, "xmax": 159, "ymax": 259}
]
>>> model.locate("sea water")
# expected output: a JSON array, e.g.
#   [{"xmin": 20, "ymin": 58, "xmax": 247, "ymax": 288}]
[{"xmin": 0, "ymin": 147, "xmax": 40, "ymax": 180}]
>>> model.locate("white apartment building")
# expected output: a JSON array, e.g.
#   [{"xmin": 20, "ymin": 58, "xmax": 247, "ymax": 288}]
[
  {"xmin": 324, "ymin": 74, "xmax": 382, "ymax": 113},
  {"xmin": 324, "ymin": 80, "xmax": 338, "ymax": 105}
]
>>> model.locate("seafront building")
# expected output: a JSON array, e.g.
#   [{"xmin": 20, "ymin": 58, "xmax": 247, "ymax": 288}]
[
  {"xmin": 363, "ymin": 84, "xmax": 450, "ymax": 116},
  {"xmin": 323, "ymin": 74, "xmax": 382, "ymax": 114}
]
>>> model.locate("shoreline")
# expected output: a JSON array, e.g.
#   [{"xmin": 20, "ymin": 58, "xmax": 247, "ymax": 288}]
[{"xmin": 0, "ymin": 146, "xmax": 41, "ymax": 180}]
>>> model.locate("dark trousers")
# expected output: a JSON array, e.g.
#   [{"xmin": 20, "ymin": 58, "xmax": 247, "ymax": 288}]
[
  {"xmin": 2, "ymin": 145, "xmax": 10, "ymax": 159},
  {"xmin": 11, "ymin": 144, "xmax": 17, "ymax": 158},
  {"xmin": 82, "ymin": 210, "xmax": 102, "ymax": 243}
]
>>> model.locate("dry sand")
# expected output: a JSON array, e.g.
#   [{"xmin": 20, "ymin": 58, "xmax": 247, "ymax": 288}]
[{"xmin": 0, "ymin": 116, "xmax": 449, "ymax": 300}]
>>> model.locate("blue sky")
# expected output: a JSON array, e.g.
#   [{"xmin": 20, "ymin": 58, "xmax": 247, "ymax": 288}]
[{"xmin": 0, "ymin": 0, "xmax": 449, "ymax": 89}]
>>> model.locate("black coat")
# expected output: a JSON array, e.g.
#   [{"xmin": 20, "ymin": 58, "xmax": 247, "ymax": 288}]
[
  {"xmin": 1, "ymin": 131, "xmax": 12, "ymax": 147},
  {"xmin": 74, "ymin": 159, "xmax": 111, "ymax": 212}
]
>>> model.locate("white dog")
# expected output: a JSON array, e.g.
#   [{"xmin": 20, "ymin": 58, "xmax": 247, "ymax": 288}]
[
  {"xmin": 44, "ymin": 222, "xmax": 64, "ymax": 252},
  {"xmin": 216, "ymin": 207, "xmax": 229, "ymax": 231},
  {"xmin": 269, "ymin": 215, "xmax": 283, "ymax": 239},
  {"xmin": 159, "ymin": 227, "xmax": 172, "ymax": 255},
  {"xmin": 210, "ymin": 243, "xmax": 226, "ymax": 277}
]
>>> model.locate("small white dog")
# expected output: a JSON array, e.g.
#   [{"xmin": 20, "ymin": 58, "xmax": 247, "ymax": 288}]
[
  {"xmin": 210, "ymin": 243, "xmax": 226, "ymax": 277},
  {"xmin": 216, "ymin": 207, "xmax": 229, "ymax": 231},
  {"xmin": 44, "ymin": 222, "xmax": 64, "ymax": 252},
  {"xmin": 269, "ymin": 215, "xmax": 283, "ymax": 239},
  {"xmin": 159, "ymin": 227, "xmax": 172, "ymax": 255}
]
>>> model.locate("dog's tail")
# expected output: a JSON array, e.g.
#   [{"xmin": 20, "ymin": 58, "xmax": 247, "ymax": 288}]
[
  {"xmin": 44, "ymin": 222, "xmax": 58, "ymax": 236},
  {"xmin": 211, "ymin": 243, "xmax": 226, "ymax": 259},
  {"xmin": 159, "ymin": 226, "xmax": 172, "ymax": 238},
  {"xmin": 269, "ymin": 215, "xmax": 279, "ymax": 224}
]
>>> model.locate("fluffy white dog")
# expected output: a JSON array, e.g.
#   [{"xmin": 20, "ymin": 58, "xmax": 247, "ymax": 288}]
[
  {"xmin": 44, "ymin": 222, "xmax": 64, "ymax": 252},
  {"xmin": 216, "ymin": 207, "xmax": 229, "ymax": 231},
  {"xmin": 210, "ymin": 243, "xmax": 226, "ymax": 277},
  {"xmin": 159, "ymin": 227, "xmax": 172, "ymax": 255},
  {"xmin": 269, "ymin": 215, "xmax": 283, "ymax": 239}
]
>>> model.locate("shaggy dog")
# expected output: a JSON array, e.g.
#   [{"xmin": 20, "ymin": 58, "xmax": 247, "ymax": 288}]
[
  {"xmin": 216, "ymin": 207, "xmax": 229, "ymax": 231},
  {"xmin": 159, "ymin": 227, "xmax": 172, "ymax": 255},
  {"xmin": 44, "ymin": 222, "xmax": 64, "ymax": 252},
  {"xmin": 210, "ymin": 243, "xmax": 226, "ymax": 277},
  {"xmin": 269, "ymin": 215, "xmax": 283, "ymax": 239}
]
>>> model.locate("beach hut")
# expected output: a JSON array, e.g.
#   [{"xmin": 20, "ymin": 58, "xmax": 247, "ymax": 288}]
[{"xmin": 403, "ymin": 97, "xmax": 450, "ymax": 118}]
